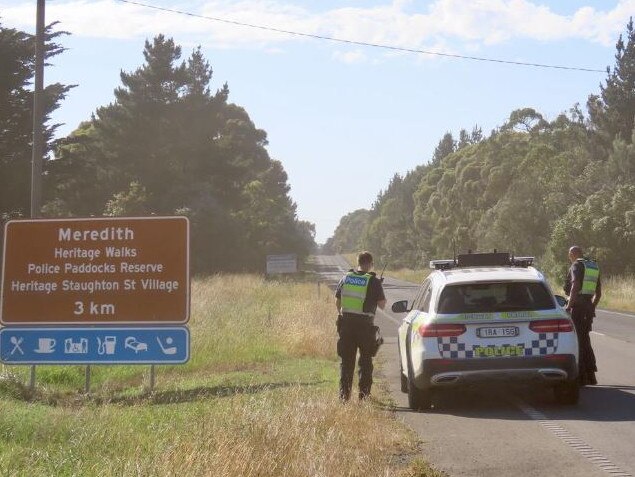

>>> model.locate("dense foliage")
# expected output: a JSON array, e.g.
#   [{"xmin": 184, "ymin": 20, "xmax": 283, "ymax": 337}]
[
  {"xmin": 0, "ymin": 21, "xmax": 73, "ymax": 221},
  {"xmin": 0, "ymin": 30, "xmax": 315, "ymax": 272},
  {"xmin": 329, "ymin": 18, "xmax": 635, "ymax": 278}
]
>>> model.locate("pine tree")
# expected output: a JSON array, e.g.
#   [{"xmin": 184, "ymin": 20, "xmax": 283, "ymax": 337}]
[
  {"xmin": 0, "ymin": 22, "xmax": 73, "ymax": 217},
  {"xmin": 588, "ymin": 17, "xmax": 635, "ymax": 145}
]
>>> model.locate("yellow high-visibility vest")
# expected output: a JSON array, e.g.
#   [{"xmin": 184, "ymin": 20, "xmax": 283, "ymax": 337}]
[
  {"xmin": 341, "ymin": 272, "xmax": 374, "ymax": 316},
  {"xmin": 578, "ymin": 259, "xmax": 600, "ymax": 295}
]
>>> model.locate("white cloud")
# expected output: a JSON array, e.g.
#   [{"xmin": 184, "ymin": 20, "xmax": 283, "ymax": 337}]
[
  {"xmin": 1, "ymin": 0, "xmax": 632, "ymax": 53},
  {"xmin": 332, "ymin": 49, "xmax": 367, "ymax": 64}
]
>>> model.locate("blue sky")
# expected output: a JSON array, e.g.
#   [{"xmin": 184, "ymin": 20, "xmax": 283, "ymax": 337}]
[{"xmin": 1, "ymin": 0, "xmax": 633, "ymax": 242}]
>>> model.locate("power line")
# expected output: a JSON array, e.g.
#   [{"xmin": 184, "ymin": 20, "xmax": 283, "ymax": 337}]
[{"xmin": 116, "ymin": 0, "xmax": 605, "ymax": 73}]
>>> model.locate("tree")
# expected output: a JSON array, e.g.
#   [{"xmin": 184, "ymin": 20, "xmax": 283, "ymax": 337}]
[
  {"xmin": 325, "ymin": 209, "xmax": 371, "ymax": 254},
  {"xmin": 587, "ymin": 17, "xmax": 635, "ymax": 146},
  {"xmin": 431, "ymin": 132, "xmax": 455, "ymax": 165},
  {"xmin": 0, "ymin": 21, "xmax": 73, "ymax": 217},
  {"xmin": 45, "ymin": 35, "xmax": 314, "ymax": 272},
  {"xmin": 547, "ymin": 185, "xmax": 635, "ymax": 276}
]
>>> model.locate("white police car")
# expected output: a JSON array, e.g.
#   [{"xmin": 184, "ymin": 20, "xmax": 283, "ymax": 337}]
[{"xmin": 392, "ymin": 252, "xmax": 579, "ymax": 410}]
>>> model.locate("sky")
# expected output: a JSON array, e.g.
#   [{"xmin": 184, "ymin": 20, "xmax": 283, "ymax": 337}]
[{"xmin": 1, "ymin": 0, "xmax": 633, "ymax": 243}]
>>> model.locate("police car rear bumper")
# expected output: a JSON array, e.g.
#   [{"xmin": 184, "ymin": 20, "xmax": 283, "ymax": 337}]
[{"xmin": 421, "ymin": 355, "xmax": 577, "ymax": 387}]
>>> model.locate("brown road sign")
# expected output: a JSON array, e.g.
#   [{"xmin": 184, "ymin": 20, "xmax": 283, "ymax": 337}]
[{"xmin": 1, "ymin": 216, "xmax": 189, "ymax": 325}]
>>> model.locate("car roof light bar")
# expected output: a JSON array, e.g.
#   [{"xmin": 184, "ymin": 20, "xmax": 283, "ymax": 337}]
[
  {"xmin": 429, "ymin": 252, "xmax": 535, "ymax": 269},
  {"xmin": 511, "ymin": 256, "xmax": 534, "ymax": 267},
  {"xmin": 429, "ymin": 259, "xmax": 456, "ymax": 270}
]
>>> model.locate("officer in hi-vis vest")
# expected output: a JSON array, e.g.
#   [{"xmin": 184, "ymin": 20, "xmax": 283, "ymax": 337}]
[
  {"xmin": 335, "ymin": 251, "xmax": 386, "ymax": 401},
  {"xmin": 564, "ymin": 245, "xmax": 602, "ymax": 386}
]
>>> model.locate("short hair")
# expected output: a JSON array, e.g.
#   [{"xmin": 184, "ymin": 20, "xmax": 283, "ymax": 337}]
[
  {"xmin": 357, "ymin": 251, "xmax": 373, "ymax": 267},
  {"xmin": 569, "ymin": 245, "xmax": 583, "ymax": 257}
]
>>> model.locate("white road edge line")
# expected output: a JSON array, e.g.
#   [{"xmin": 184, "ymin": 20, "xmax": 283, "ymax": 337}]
[
  {"xmin": 599, "ymin": 309, "xmax": 635, "ymax": 318},
  {"xmin": 591, "ymin": 331, "xmax": 606, "ymax": 336},
  {"xmin": 515, "ymin": 399, "xmax": 632, "ymax": 477},
  {"xmin": 376, "ymin": 307, "xmax": 401, "ymax": 325}
]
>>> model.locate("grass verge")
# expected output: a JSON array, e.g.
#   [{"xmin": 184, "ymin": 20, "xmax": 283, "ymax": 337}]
[{"xmin": 0, "ymin": 275, "xmax": 440, "ymax": 476}]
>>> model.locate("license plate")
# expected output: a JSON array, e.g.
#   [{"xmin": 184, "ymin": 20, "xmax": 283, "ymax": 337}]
[{"xmin": 477, "ymin": 326, "xmax": 519, "ymax": 338}]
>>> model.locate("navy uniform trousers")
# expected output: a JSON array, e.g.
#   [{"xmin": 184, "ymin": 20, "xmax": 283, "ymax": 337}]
[
  {"xmin": 571, "ymin": 299, "xmax": 597, "ymax": 381},
  {"xmin": 337, "ymin": 314, "xmax": 376, "ymax": 400}
]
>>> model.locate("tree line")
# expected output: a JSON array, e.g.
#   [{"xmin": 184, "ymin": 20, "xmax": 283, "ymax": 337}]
[
  {"xmin": 0, "ymin": 22, "xmax": 316, "ymax": 272},
  {"xmin": 326, "ymin": 18, "xmax": 635, "ymax": 279}
]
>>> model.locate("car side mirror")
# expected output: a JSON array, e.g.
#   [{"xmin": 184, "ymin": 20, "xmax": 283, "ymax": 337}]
[
  {"xmin": 391, "ymin": 300, "xmax": 409, "ymax": 313},
  {"xmin": 554, "ymin": 295, "xmax": 568, "ymax": 308}
]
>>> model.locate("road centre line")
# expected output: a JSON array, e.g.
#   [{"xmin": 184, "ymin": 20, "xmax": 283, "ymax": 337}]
[{"xmin": 515, "ymin": 400, "xmax": 632, "ymax": 477}]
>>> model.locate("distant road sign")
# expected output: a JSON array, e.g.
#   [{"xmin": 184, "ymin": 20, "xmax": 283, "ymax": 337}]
[
  {"xmin": 266, "ymin": 254, "xmax": 298, "ymax": 274},
  {"xmin": 0, "ymin": 327, "xmax": 189, "ymax": 364},
  {"xmin": 1, "ymin": 216, "xmax": 189, "ymax": 325}
]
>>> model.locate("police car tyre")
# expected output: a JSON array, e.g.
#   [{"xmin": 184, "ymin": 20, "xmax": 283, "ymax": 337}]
[
  {"xmin": 553, "ymin": 380, "xmax": 580, "ymax": 405},
  {"xmin": 407, "ymin": 368, "xmax": 432, "ymax": 410},
  {"xmin": 406, "ymin": 329, "xmax": 432, "ymax": 410},
  {"xmin": 401, "ymin": 371, "xmax": 409, "ymax": 393},
  {"xmin": 397, "ymin": 340, "xmax": 408, "ymax": 393}
]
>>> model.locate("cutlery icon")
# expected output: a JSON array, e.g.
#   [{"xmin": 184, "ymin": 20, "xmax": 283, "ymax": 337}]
[{"xmin": 10, "ymin": 336, "xmax": 24, "ymax": 355}]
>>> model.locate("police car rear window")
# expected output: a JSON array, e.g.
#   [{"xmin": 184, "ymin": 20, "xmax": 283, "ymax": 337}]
[{"xmin": 437, "ymin": 282, "xmax": 555, "ymax": 314}]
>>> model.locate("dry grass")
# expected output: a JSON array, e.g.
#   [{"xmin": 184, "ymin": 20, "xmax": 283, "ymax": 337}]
[
  {"xmin": 140, "ymin": 390, "xmax": 419, "ymax": 477},
  {"xmin": 600, "ymin": 275, "xmax": 635, "ymax": 313},
  {"xmin": 1, "ymin": 275, "xmax": 440, "ymax": 477},
  {"xmin": 385, "ymin": 268, "xmax": 429, "ymax": 285}
]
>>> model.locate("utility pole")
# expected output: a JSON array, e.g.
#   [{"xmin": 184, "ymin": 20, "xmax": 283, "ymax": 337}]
[
  {"xmin": 31, "ymin": 0, "xmax": 45, "ymax": 219},
  {"xmin": 29, "ymin": 0, "xmax": 46, "ymax": 392}
]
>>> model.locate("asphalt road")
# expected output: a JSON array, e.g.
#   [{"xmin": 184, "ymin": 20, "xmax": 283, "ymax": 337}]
[{"xmin": 313, "ymin": 255, "xmax": 635, "ymax": 477}]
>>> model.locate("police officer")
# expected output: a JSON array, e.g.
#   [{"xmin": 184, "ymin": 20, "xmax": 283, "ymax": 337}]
[
  {"xmin": 335, "ymin": 251, "xmax": 386, "ymax": 401},
  {"xmin": 564, "ymin": 245, "xmax": 602, "ymax": 386}
]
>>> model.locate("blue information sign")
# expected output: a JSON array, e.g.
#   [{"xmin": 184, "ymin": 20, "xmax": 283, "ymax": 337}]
[{"xmin": 0, "ymin": 327, "xmax": 189, "ymax": 364}]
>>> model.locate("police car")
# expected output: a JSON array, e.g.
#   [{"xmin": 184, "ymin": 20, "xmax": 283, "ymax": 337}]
[{"xmin": 392, "ymin": 252, "xmax": 579, "ymax": 410}]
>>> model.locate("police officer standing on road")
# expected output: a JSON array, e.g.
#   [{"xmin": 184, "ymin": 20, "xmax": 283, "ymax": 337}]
[
  {"xmin": 564, "ymin": 245, "xmax": 601, "ymax": 386},
  {"xmin": 335, "ymin": 251, "xmax": 386, "ymax": 402}
]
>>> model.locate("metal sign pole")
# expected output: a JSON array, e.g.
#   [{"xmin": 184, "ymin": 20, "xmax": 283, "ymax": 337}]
[
  {"xmin": 317, "ymin": 280, "xmax": 321, "ymax": 299},
  {"xmin": 149, "ymin": 365, "xmax": 156, "ymax": 392},
  {"xmin": 84, "ymin": 365, "xmax": 91, "ymax": 394},
  {"xmin": 31, "ymin": 1, "xmax": 45, "ymax": 217},
  {"xmin": 29, "ymin": 366, "xmax": 36, "ymax": 392}
]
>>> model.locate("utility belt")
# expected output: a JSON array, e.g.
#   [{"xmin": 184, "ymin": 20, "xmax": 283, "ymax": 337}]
[
  {"xmin": 342, "ymin": 311, "xmax": 375, "ymax": 320},
  {"xmin": 341, "ymin": 311, "xmax": 375, "ymax": 320},
  {"xmin": 337, "ymin": 313, "xmax": 374, "ymax": 334}
]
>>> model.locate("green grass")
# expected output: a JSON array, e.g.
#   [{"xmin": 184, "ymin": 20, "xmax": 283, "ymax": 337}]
[{"xmin": 0, "ymin": 275, "xmax": 440, "ymax": 477}]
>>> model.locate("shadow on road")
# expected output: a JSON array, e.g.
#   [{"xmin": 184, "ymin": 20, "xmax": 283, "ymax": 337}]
[
  {"xmin": 388, "ymin": 384, "xmax": 635, "ymax": 423},
  {"xmin": 522, "ymin": 384, "xmax": 635, "ymax": 423}
]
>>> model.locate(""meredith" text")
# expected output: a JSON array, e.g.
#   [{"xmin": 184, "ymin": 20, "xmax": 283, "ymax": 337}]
[{"xmin": 58, "ymin": 227, "xmax": 134, "ymax": 242}]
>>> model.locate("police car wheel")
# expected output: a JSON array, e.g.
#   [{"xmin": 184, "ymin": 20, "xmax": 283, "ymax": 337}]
[
  {"xmin": 553, "ymin": 381, "xmax": 580, "ymax": 405},
  {"xmin": 397, "ymin": 341, "xmax": 408, "ymax": 393},
  {"xmin": 407, "ymin": 375, "xmax": 432, "ymax": 410},
  {"xmin": 400, "ymin": 371, "xmax": 408, "ymax": 393},
  {"xmin": 406, "ymin": 354, "xmax": 432, "ymax": 410}
]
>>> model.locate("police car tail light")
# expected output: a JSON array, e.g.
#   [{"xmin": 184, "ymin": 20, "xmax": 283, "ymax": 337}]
[
  {"xmin": 419, "ymin": 323, "xmax": 466, "ymax": 337},
  {"xmin": 529, "ymin": 319, "xmax": 573, "ymax": 333}
]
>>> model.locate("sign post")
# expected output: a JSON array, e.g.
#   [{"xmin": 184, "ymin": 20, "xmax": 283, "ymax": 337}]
[{"xmin": 0, "ymin": 217, "xmax": 190, "ymax": 389}]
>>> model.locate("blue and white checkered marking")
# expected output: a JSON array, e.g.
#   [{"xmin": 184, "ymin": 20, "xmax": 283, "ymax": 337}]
[{"xmin": 437, "ymin": 333, "xmax": 559, "ymax": 359}]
